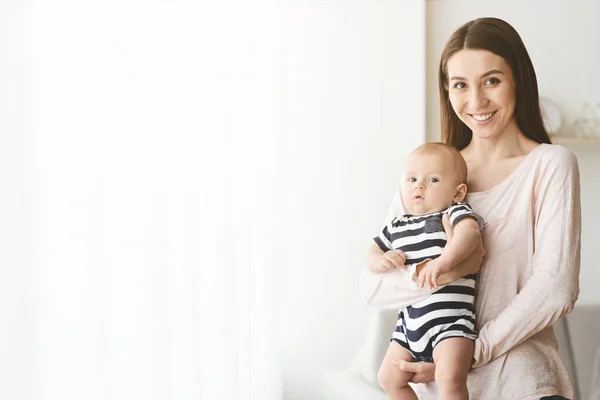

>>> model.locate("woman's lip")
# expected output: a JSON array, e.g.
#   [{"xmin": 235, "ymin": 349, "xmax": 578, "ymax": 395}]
[
  {"xmin": 469, "ymin": 111, "xmax": 497, "ymax": 125},
  {"xmin": 469, "ymin": 111, "xmax": 496, "ymax": 116}
]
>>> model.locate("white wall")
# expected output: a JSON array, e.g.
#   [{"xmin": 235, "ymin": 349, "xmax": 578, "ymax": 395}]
[
  {"xmin": 425, "ymin": 0, "xmax": 600, "ymax": 304},
  {"xmin": 2, "ymin": 2, "xmax": 281, "ymax": 399},
  {"xmin": 279, "ymin": 2, "xmax": 425, "ymax": 399},
  {"xmin": 0, "ymin": 3, "xmax": 34, "ymax": 398}
]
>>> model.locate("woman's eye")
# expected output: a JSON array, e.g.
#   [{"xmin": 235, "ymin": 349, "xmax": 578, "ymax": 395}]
[
  {"xmin": 485, "ymin": 77, "xmax": 500, "ymax": 85},
  {"xmin": 453, "ymin": 82, "xmax": 466, "ymax": 89},
  {"xmin": 429, "ymin": 177, "xmax": 439, "ymax": 183}
]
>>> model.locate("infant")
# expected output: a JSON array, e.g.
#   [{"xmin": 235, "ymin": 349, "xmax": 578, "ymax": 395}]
[{"xmin": 373, "ymin": 142, "xmax": 483, "ymax": 400}]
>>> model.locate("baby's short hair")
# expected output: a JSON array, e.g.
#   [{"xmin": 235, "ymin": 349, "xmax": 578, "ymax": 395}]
[{"xmin": 411, "ymin": 142, "xmax": 468, "ymax": 184}]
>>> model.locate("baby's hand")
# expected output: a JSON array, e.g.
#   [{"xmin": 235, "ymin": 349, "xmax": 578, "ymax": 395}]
[
  {"xmin": 375, "ymin": 250, "xmax": 406, "ymax": 272},
  {"xmin": 417, "ymin": 259, "xmax": 451, "ymax": 289}
]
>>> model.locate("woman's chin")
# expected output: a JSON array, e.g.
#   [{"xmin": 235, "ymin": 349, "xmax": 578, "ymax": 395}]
[{"xmin": 470, "ymin": 127, "xmax": 501, "ymax": 140}]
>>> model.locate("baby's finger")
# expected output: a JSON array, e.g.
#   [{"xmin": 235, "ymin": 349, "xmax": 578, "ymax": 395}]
[
  {"xmin": 381, "ymin": 258, "xmax": 395, "ymax": 270},
  {"xmin": 395, "ymin": 250, "xmax": 407, "ymax": 263},
  {"xmin": 388, "ymin": 252, "xmax": 404, "ymax": 268}
]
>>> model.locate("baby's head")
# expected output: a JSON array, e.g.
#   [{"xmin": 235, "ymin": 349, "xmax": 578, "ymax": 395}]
[{"xmin": 401, "ymin": 142, "xmax": 468, "ymax": 216}]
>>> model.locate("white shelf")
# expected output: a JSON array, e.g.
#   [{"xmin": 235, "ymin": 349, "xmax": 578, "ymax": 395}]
[{"xmin": 551, "ymin": 136, "xmax": 600, "ymax": 144}]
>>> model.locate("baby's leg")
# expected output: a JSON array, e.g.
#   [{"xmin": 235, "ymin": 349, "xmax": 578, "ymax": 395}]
[
  {"xmin": 378, "ymin": 341, "xmax": 418, "ymax": 400},
  {"xmin": 432, "ymin": 337, "xmax": 474, "ymax": 400}
]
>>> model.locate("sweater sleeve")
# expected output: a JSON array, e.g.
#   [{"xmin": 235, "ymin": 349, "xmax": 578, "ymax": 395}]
[
  {"xmin": 473, "ymin": 147, "xmax": 581, "ymax": 368},
  {"xmin": 359, "ymin": 182, "xmax": 435, "ymax": 309}
]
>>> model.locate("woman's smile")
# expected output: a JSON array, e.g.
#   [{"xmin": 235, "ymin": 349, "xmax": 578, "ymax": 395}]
[{"xmin": 470, "ymin": 111, "xmax": 497, "ymax": 124}]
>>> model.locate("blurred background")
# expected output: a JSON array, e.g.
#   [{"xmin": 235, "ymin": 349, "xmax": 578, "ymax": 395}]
[{"xmin": 0, "ymin": 1, "xmax": 597, "ymax": 400}]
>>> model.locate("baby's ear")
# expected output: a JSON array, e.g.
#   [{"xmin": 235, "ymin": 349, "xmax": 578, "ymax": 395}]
[{"xmin": 454, "ymin": 183, "xmax": 467, "ymax": 202}]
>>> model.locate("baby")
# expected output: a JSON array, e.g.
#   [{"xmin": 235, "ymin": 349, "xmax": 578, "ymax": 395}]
[{"xmin": 373, "ymin": 142, "xmax": 483, "ymax": 400}]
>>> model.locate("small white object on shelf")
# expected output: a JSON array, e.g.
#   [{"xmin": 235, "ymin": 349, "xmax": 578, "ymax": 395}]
[
  {"xmin": 540, "ymin": 97, "xmax": 562, "ymax": 135},
  {"xmin": 571, "ymin": 102, "xmax": 600, "ymax": 138}
]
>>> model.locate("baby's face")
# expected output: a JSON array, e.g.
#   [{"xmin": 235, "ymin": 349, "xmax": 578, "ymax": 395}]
[{"xmin": 401, "ymin": 152, "xmax": 462, "ymax": 215}]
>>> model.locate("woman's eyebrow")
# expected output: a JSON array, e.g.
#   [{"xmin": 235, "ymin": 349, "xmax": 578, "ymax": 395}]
[
  {"xmin": 449, "ymin": 69, "xmax": 505, "ymax": 81},
  {"xmin": 480, "ymin": 69, "xmax": 505, "ymax": 78}
]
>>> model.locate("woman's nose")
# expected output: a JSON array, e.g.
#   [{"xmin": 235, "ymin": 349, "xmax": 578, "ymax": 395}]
[{"xmin": 468, "ymin": 87, "xmax": 488, "ymax": 109}]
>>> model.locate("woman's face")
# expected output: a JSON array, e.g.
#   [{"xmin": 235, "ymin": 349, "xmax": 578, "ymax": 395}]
[{"xmin": 446, "ymin": 49, "xmax": 518, "ymax": 140}]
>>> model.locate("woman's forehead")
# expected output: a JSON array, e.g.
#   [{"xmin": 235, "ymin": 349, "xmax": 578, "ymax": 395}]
[{"xmin": 447, "ymin": 49, "xmax": 510, "ymax": 77}]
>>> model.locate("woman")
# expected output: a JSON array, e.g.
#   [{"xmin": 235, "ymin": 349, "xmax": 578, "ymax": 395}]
[{"xmin": 360, "ymin": 17, "xmax": 580, "ymax": 400}]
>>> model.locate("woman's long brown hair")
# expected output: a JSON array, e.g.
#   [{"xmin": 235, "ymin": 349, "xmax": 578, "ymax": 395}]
[{"xmin": 438, "ymin": 17, "xmax": 552, "ymax": 150}]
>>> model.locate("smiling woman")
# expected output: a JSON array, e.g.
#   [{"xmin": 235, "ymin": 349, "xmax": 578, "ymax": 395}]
[
  {"xmin": 438, "ymin": 19, "xmax": 551, "ymax": 152},
  {"xmin": 361, "ymin": 17, "xmax": 580, "ymax": 400}
]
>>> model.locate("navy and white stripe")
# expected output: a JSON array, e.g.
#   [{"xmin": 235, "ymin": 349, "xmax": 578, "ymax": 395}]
[
  {"xmin": 374, "ymin": 203, "xmax": 483, "ymax": 263},
  {"xmin": 373, "ymin": 203, "xmax": 484, "ymax": 362},
  {"xmin": 392, "ymin": 277, "xmax": 477, "ymax": 361}
]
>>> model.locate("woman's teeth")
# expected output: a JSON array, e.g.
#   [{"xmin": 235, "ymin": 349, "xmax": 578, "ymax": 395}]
[{"xmin": 472, "ymin": 112, "xmax": 495, "ymax": 121}]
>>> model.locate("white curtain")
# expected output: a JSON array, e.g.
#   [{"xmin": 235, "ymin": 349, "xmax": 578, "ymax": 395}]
[{"xmin": 0, "ymin": 1, "xmax": 281, "ymax": 399}]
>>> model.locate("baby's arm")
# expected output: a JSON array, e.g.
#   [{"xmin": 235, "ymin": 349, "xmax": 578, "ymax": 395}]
[
  {"xmin": 368, "ymin": 217, "xmax": 408, "ymax": 273},
  {"xmin": 417, "ymin": 217, "xmax": 481, "ymax": 288},
  {"xmin": 436, "ymin": 217, "xmax": 480, "ymax": 272},
  {"xmin": 367, "ymin": 243, "xmax": 407, "ymax": 273}
]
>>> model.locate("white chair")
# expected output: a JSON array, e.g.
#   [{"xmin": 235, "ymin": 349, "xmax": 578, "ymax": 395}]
[
  {"xmin": 323, "ymin": 306, "xmax": 397, "ymax": 400},
  {"xmin": 323, "ymin": 305, "xmax": 585, "ymax": 400}
]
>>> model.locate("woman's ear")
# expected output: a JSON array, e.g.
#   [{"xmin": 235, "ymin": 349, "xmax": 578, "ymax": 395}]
[{"xmin": 454, "ymin": 183, "xmax": 467, "ymax": 202}]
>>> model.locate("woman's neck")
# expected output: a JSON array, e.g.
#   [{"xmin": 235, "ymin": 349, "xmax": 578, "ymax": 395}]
[{"xmin": 462, "ymin": 125, "xmax": 538, "ymax": 165}]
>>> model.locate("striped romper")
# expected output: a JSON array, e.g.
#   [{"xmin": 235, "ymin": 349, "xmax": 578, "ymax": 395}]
[{"xmin": 374, "ymin": 203, "xmax": 484, "ymax": 362}]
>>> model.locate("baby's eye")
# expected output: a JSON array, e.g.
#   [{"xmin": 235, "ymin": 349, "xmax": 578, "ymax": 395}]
[
  {"xmin": 453, "ymin": 82, "xmax": 466, "ymax": 89},
  {"xmin": 408, "ymin": 177, "xmax": 417, "ymax": 183},
  {"xmin": 485, "ymin": 77, "xmax": 500, "ymax": 85},
  {"xmin": 428, "ymin": 177, "xmax": 439, "ymax": 183}
]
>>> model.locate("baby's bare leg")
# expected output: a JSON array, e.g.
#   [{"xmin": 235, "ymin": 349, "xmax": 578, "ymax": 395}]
[
  {"xmin": 378, "ymin": 341, "xmax": 418, "ymax": 400},
  {"xmin": 432, "ymin": 337, "xmax": 474, "ymax": 400}
]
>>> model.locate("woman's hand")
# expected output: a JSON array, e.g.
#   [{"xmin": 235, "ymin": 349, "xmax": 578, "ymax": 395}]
[
  {"xmin": 417, "ymin": 258, "xmax": 450, "ymax": 289},
  {"xmin": 392, "ymin": 359, "xmax": 435, "ymax": 383},
  {"xmin": 416, "ymin": 214, "xmax": 485, "ymax": 285}
]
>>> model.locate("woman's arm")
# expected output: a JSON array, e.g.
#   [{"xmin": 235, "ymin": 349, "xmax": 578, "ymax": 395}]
[
  {"xmin": 360, "ymin": 214, "xmax": 484, "ymax": 308},
  {"xmin": 473, "ymin": 148, "xmax": 581, "ymax": 368},
  {"xmin": 359, "ymin": 261, "xmax": 433, "ymax": 309}
]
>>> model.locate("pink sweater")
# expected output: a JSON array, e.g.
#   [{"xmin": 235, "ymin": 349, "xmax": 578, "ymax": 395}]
[{"xmin": 359, "ymin": 144, "xmax": 581, "ymax": 399}]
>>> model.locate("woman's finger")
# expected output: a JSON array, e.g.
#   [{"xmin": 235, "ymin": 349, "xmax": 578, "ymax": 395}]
[
  {"xmin": 477, "ymin": 237, "xmax": 486, "ymax": 260},
  {"xmin": 393, "ymin": 359, "xmax": 419, "ymax": 373},
  {"xmin": 399, "ymin": 361, "xmax": 435, "ymax": 383},
  {"xmin": 427, "ymin": 273, "xmax": 435, "ymax": 289},
  {"xmin": 418, "ymin": 272, "xmax": 426, "ymax": 288},
  {"xmin": 442, "ymin": 214, "xmax": 453, "ymax": 243}
]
